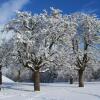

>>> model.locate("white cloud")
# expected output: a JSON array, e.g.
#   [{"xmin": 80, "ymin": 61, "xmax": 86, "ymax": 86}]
[
  {"xmin": 0, "ymin": 0, "xmax": 29, "ymax": 43},
  {"xmin": 0, "ymin": 0, "xmax": 29, "ymax": 24}
]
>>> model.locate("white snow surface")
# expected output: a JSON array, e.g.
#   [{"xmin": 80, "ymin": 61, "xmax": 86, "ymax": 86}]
[
  {"xmin": 2, "ymin": 75, "xmax": 14, "ymax": 83},
  {"xmin": 0, "ymin": 82, "xmax": 100, "ymax": 100}
]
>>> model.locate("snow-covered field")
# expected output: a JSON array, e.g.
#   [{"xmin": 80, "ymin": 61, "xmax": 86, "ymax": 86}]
[{"xmin": 0, "ymin": 81, "xmax": 100, "ymax": 100}]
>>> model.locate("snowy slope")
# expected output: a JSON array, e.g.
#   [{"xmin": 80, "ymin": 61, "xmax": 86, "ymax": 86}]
[
  {"xmin": 0, "ymin": 82, "xmax": 100, "ymax": 100},
  {"xmin": 2, "ymin": 75, "xmax": 14, "ymax": 83}
]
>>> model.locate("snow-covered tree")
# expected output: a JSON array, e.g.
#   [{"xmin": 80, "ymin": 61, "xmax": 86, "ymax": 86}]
[
  {"xmin": 69, "ymin": 12, "xmax": 100, "ymax": 87},
  {"xmin": 0, "ymin": 39, "xmax": 8, "ymax": 86},
  {"xmin": 5, "ymin": 8, "xmax": 75, "ymax": 91},
  {"xmin": 0, "ymin": 38, "xmax": 13, "ymax": 88}
]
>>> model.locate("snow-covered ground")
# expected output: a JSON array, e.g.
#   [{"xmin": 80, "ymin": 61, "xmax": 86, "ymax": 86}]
[
  {"xmin": 2, "ymin": 76, "xmax": 14, "ymax": 83},
  {"xmin": 0, "ymin": 81, "xmax": 100, "ymax": 100}
]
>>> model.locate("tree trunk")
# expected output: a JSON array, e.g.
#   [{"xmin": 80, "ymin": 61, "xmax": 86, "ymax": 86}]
[
  {"xmin": 0, "ymin": 65, "xmax": 2, "ymax": 85},
  {"xmin": 0, "ymin": 65, "xmax": 2, "ymax": 91},
  {"xmin": 0, "ymin": 71, "xmax": 2, "ymax": 85},
  {"xmin": 70, "ymin": 75, "xmax": 73, "ymax": 84},
  {"xmin": 34, "ymin": 70, "xmax": 40, "ymax": 91},
  {"xmin": 78, "ymin": 70, "xmax": 84, "ymax": 87}
]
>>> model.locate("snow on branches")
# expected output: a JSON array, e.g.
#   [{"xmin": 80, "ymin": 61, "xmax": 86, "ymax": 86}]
[
  {"xmin": 3, "ymin": 8, "xmax": 100, "ymax": 88},
  {"xmin": 4, "ymin": 8, "xmax": 76, "ymax": 73}
]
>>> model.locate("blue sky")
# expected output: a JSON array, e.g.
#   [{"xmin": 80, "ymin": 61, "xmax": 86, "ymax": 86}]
[
  {"xmin": 22, "ymin": 0, "xmax": 100, "ymax": 15},
  {"xmin": 0, "ymin": 0, "xmax": 100, "ymax": 25}
]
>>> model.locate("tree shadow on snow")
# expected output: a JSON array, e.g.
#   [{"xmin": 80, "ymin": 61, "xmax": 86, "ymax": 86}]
[
  {"xmin": 1, "ymin": 82, "xmax": 34, "ymax": 92},
  {"xmin": 69, "ymin": 89, "xmax": 100, "ymax": 99}
]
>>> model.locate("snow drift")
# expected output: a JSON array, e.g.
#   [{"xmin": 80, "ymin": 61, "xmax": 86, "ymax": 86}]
[{"xmin": 2, "ymin": 75, "xmax": 14, "ymax": 83}]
